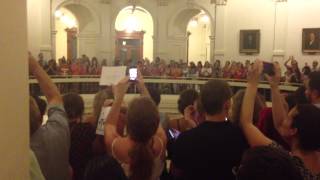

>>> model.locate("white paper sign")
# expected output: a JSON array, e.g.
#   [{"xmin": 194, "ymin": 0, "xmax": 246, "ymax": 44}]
[
  {"xmin": 99, "ymin": 66, "xmax": 127, "ymax": 86},
  {"xmin": 96, "ymin": 106, "xmax": 111, "ymax": 135}
]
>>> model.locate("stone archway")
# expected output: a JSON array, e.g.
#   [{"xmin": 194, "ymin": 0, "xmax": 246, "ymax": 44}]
[
  {"xmin": 52, "ymin": 1, "xmax": 100, "ymax": 59},
  {"xmin": 167, "ymin": 5, "xmax": 215, "ymax": 62}
]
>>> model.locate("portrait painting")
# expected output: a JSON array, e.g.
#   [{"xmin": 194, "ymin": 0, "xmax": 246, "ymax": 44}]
[
  {"xmin": 240, "ymin": 30, "xmax": 260, "ymax": 54},
  {"xmin": 302, "ymin": 28, "xmax": 320, "ymax": 53}
]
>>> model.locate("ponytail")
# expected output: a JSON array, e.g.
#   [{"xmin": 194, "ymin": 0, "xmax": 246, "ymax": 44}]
[{"xmin": 129, "ymin": 142, "xmax": 154, "ymax": 180}]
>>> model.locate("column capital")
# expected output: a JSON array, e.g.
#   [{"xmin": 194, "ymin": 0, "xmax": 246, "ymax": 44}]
[
  {"xmin": 209, "ymin": 35, "xmax": 215, "ymax": 40},
  {"xmin": 157, "ymin": 0, "xmax": 169, "ymax": 6},
  {"xmin": 100, "ymin": 0, "xmax": 112, "ymax": 4},
  {"xmin": 51, "ymin": 30, "xmax": 58, "ymax": 35},
  {"xmin": 211, "ymin": 0, "xmax": 228, "ymax": 5}
]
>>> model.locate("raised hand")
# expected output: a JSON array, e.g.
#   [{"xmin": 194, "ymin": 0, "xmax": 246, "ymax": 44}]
[
  {"xmin": 247, "ymin": 60, "xmax": 263, "ymax": 85},
  {"xmin": 265, "ymin": 62, "xmax": 281, "ymax": 87},
  {"xmin": 136, "ymin": 69, "xmax": 151, "ymax": 97},
  {"xmin": 112, "ymin": 77, "xmax": 130, "ymax": 101},
  {"xmin": 183, "ymin": 105, "xmax": 197, "ymax": 129}
]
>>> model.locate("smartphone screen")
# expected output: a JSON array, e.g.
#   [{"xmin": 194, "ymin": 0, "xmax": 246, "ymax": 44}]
[
  {"xmin": 263, "ymin": 62, "xmax": 275, "ymax": 76},
  {"xmin": 129, "ymin": 68, "xmax": 138, "ymax": 81},
  {"xmin": 168, "ymin": 128, "xmax": 181, "ymax": 140}
]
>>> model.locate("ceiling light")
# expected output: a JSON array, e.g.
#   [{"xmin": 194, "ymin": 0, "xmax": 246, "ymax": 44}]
[
  {"xmin": 55, "ymin": 10, "xmax": 63, "ymax": 18},
  {"xmin": 189, "ymin": 19, "xmax": 198, "ymax": 27},
  {"xmin": 201, "ymin": 15, "xmax": 210, "ymax": 23}
]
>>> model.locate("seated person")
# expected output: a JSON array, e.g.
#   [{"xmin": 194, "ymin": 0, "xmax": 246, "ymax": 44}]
[
  {"xmin": 172, "ymin": 79, "xmax": 248, "ymax": 180},
  {"xmin": 29, "ymin": 53, "xmax": 70, "ymax": 180},
  {"xmin": 240, "ymin": 60, "xmax": 320, "ymax": 179},
  {"xmin": 104, "ymin": 75, "xmax": 167, "ymax": 180}
]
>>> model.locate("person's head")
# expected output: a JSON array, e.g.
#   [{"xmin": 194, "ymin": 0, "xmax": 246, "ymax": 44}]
[
  {"xmin": 293, "ymin": 86, "xmax": 309, "ymax": 106},
  {"xmin": 63, "ymin": 93, "xmax": 84, "ymax": 121},
  {"xmin": 189, "ymin": 62, "xmax": 196, "ymax": 68},
  {"xmin": 38, "ymin": 53, "xmax": 44, "ymax": 60},
  {"xmin": 287, "ymin": 104, "xmax": 320, "ymax": 151},
  {"xmin": 306, "ymin": 71, "xmax": 320, "ymax": 103},
  {"xmin": 178, "ymin": 89, "xmax": 199, "ymax": 115},
  {"xmin": 200, "ymin": 80, "xmax": 232, "ymax": 117},
  {"xmin": 93, "ymin": 88, "xmax": 114, "ymax": 122},
  {"xmin": 92, "ymin": 57, "xmax": 98, "ymax": 66},
  {"xmin": 312, "ymin": 60, "xmax": 318, "ymax": 68},
  {"xmin": 83, "ymin": 155, "xmax": 127, "ymax": 180},
  {"xmin": 291, "ymin": 59, "xmax": 299, "ymax": 69},
  {"xmin": 236, "ymin": 146, "xmax": 302, "ymax": 180},
  {"xmin": 31, "ymin": 95, "xmax": 47, "ymax": 123},
  {"xmin": 148, "ymin": 87, "xmax": 161, "ymax": 106},
  {"xmin": 126, "ymin": 97, "xmax": 159, "ymax": 180},
  {"xmin": 30, "ymin": 96, "xmax": 42, "ymax": 136},
  {"xmin": 303, "ymin": 66, "xmax": 311, "ymax": 76},
  {"xmin": 225, "ymin": 61, "xmax": 231, "ymax": 67},
  {"xmin": 309, "ymin": 32, "xmax": 316, "ymax": 41},
  {"xmin": 204, "ymin": 61, "xmax": 210, "ymax": 67},
  {"xmin": 280, "ymin": 104, "xmax": 320, "ymax": 151},
  {"xmin": 48, "ymin": 59, "xmax": 56, "ymax": 67},
  {"xmin": 231, "ymin": 89, "xmax": 266, "ymax": 125}
]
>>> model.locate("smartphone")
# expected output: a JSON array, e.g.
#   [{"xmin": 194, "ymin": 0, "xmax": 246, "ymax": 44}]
[
  {"xmin": 168, "ymin": 128, "xmax": 181, "ymax": 140},
  {"xmin": 129, "ymin": 68, "xmax": 138, "ymax": 81},
  {"xmin": 263, "ymin": 62, "xmax": 275, "ymax": 76}
]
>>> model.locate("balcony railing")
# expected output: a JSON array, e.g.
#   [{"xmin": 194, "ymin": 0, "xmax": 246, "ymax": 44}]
[{"xmin": 29, "ymin": 75, "xmax": 301, "ymax": 103}]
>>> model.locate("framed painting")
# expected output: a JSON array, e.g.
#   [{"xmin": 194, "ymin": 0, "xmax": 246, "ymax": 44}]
[
  {"xmin": 240, "ymin": 30, "xmax": 260, "ymax": 54},
  {"xmin": 302, "ymin": 28, "xmax": 320, "ymax": 53}
]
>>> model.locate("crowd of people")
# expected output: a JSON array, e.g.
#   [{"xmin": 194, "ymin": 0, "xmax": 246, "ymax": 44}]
[
  {"xmin": 29, "ymin": 51, "xmax": 320, "ymax": 180},
  {"xmin": 37, "ymin": 53, "xmax": 320, "ymax": 84}
]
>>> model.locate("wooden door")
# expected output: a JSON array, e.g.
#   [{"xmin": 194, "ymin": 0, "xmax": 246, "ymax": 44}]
[
  {"xmin": 115, "ymin": 31, "xmax": 144, "ymax": 66},
  {"xmin": 66, "ymin": 28, "xmax": 77, "ymax": 60}
]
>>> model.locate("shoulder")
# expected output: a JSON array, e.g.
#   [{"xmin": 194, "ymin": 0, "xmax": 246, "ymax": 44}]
[
  {"xmin": 112, "ymin": 137, "xmax": 132, "ymax": 163},
  {"xmin": 174, "ymin": 126, "xmax": 200, "ymax": 147},
  {"xmin": 46, "ymin": 104, "xmax": 69, "ymax": 128}
]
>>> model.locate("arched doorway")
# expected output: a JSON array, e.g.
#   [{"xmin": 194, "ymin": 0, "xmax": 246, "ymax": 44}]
[
  {"xmin": 187, "ymin": 11, "xmax": 211, "ymax": 64},
  {"xmin": 168, "ymin": 7, "xmax": 214, "ymax": 63},
  {"xmin": 53, "ymin": 2, "xmax": 100, "ymax": 61},
  {"xmin": 115, "ymin": 6, "xmax": 154, "ymax": 65},
  {"xmin": 54, "ymin": 8, "xmax": 78, "ymax": 60}
]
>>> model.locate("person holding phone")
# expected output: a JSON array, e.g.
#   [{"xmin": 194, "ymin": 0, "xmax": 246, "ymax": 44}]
[
  {"xmin": 104, "ymin": 72, "xmax": 167, "ymax": 180},
  {"xmin": 240, "ymin": 60, "xmax": 320, "ymax": 179}
]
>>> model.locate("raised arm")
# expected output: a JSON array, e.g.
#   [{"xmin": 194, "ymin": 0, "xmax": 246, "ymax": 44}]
[
  {"xmin": 265, "ymin": 63, "xmax": 291, "ymax": 137},
  {"xmin": 29, "ymin": 53, "xmax": 62, "ymax": 105},
  {"xmin": 104, "ymin": 77, "xmax": 130, "ymax": 153},
  {"xmin": 284, "ymin": 57, "xmax": 292, "ymax": 69},
  {"xmin": 136, "ymin": 70, "xmax": 151, "ymax": 98},
  {"xmin": 240, "ymin": 60, "xmax": 272, "ymax": 147}
]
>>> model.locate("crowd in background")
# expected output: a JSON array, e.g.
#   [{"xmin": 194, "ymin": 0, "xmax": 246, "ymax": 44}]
[
  {"xmin": 37, "ymin": 52, "xmax": 320, "ymax": 84},
  {"xmin": 29, "ymin": 51, "xmax": 320, "ymax": 180}
]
